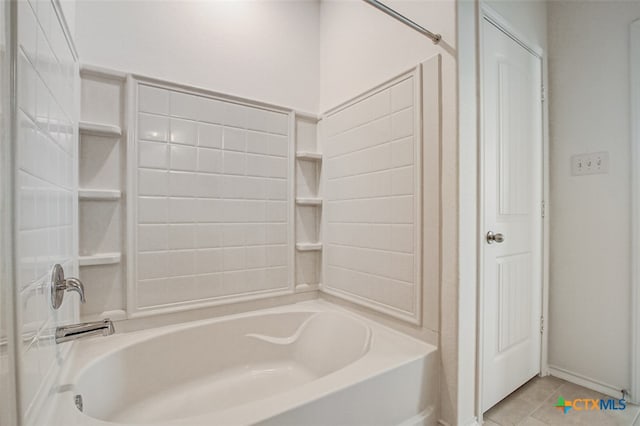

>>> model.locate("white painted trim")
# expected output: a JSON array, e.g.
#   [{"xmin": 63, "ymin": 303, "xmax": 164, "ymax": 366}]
[
  {"xmin": 413, "ymin": 62, "xmax": 424, "ymax": 328},
  {"xmin": 438, "ymin": 418, "xmax": 479, "ymax": 426},
  {"xmin": 51, "ymin": 0, "xmax": 78, "ymax": 60},
  {"xmin": 457, "ymin": 1, "xmax": 479, "ymax": 424},
  {"xmin": 287, "ymin": 111, "xmax": 296, "ymax": 294},
  {"xmin": 481, "ymin": 5, "xmax": 543, "ymax": 59},
  {"xmin": 476, "ymin": 3, "xmax": 548, "ymax": 417},
  {"xmin": 540, "ymin": 45, "xmax": 551, "ymax": 380},
  {"xmin": 0, "ymin": 1, "xmax": 20, "ymax": 424},
  {"xmin": 125, "ymin": 75, "xmax": 138, "ymax": 317},
  {"xmin": 420, "ymin": 54, "xmax": 441, "ymax": 335},
  {"xmin": 548, "ymin": 366, "xmax": 624, "ymax": 400},
  {"xmin": 630, "ymin": 18, "xmax": 640, "ymax": 404}
]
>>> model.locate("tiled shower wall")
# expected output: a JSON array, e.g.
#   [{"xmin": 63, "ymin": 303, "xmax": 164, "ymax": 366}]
[
  {"xmin": 323, "ymin": 71, "xmax": 421, "ymax": 324},
  {"xmin": 15, "ymin": 0, "xmax": 78, "ymax": 423},
  {"xmin": 133, "ymin": 82, "xmax": 292, "ymax": 311}
]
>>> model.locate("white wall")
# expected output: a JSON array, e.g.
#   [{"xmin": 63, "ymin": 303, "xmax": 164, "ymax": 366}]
[
  {"xmin": 319, "ymin": 0, "xmax": 454, "ymax": 112},
  {"xmin": 483, "ymin": 0, "xmax": 547, "ymax": 51},
  {"xmin": 548, "ymin": 1, "xmax": 640, "ymax": 393},
  {"xmin": 74, "ymin": 0, "xmax": 320, "ymax": 113}
]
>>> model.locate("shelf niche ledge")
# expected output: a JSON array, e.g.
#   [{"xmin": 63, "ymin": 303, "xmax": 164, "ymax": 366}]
[
  {"xmin": 296, "ymin": 197, "xmax": 322, "ymax": 206},
  {"xmin": 79, "ymin": 189, "xmax": 122, "ymax": 201},
  {"xmin": 296, "ymin": 151, "xmax": 322, "ymax": 161},
  {"xmin": 296, "ymin": 243, "xmax": 322, "ymax": 252},
  {"xmin": 79, "ymin": 121, "xmax": 122, "ymax": 137},
  {"xmin": 79, "ymin": 252, "xmax": 122, "ymax": 266}
]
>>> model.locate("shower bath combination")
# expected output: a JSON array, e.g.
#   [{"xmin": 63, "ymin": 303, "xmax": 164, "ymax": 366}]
[
  {"xmin": 10, "ymin": 0, "xmax": 636, "ymax": 426},
  {"xmin": 0, "ymin": 0, "xmax": 450, "ymax": 424}
]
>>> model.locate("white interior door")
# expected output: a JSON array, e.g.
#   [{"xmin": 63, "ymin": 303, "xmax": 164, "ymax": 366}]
[{"xmin": 481, "ymin": 18, "xmax": 543, "ymax": 412}]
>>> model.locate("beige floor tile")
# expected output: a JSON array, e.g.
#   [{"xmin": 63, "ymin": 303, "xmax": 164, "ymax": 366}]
[
  {"xmin": 487, "ymin": 377, "xmax": 639, "ymax": 426},
  {"xmin": 531, "ymin": 382, "xmax": 626, "ymax": 425},
  {"xmin": 602, "ymin": 402, "xmax": 640, "ymax": 426},
  {"xmin": 511, "ymin": 376, "xmax": 568, "ymax": 406},
  {"xmin": 485, "ymin": 395, "xmax": 539, "ymax": 426},
  {"xmin": 518, "ymin": 417, "xmax": 547, "ymax": 426},
  {"xmin": 482, "ymin": 420, "xmax": 501, "ymax": 426}
]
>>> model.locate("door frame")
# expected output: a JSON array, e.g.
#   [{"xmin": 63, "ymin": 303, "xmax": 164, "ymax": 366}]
[
  {"xmin": 631, "ymin": 18, "xmax": 640, "ymax": 405},
  {"xmin": 0, "ymin": 0, "xmax": 19, "ymax": 424},
  {"xmin": 476, "ymin": 4, "xmax": 549, "ymax": 418}
]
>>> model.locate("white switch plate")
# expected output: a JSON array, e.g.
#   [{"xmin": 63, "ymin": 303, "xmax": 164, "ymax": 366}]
[{"xmin": 571, "ymin": 151, "xmax": 609, "ymax": 176}]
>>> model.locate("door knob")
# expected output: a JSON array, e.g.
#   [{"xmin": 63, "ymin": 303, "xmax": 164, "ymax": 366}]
[{"xmin": 486, "ymin": 231, "xmax": 505, "ymax": 244}]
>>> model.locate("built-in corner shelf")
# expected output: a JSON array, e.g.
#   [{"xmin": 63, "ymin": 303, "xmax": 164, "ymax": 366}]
[
  {"xmin": 296, "ymin": 197, "xmax": 322, "ymax": 206},
  {"xmin": 79, "ymin": 252, "xmax": 121, "ymax": 267},
  {"xmin": 296, "ymin": 242, "xmax": 322, "ymax": 252},
  {"xmin": 79, "ymin": 121, "xmax": 122, "ymax": 137},
  {"xmin": 79, "ymin": 189, "xmax": 122, "ymax": 201},
  {"xmin": 296, "ymin": 151, "xmax": 322, "ymax": 161},
  {"xmin": 295, "ymin": 283, "xmax": 321, "ymax": 293}
]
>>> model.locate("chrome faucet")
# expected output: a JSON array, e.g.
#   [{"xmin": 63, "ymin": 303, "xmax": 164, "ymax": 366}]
[
  {"xmin": 55, "ymin": 319, "xmax": 115, "ymax": 344},
  {"xmin": 50, "ymin": 264, "xmax": 86, "ymax": 309}
]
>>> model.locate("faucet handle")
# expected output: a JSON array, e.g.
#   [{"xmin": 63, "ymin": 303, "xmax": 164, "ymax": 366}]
[{"xmin": 50, "ymin": 264, "xmax": 86, "ymax": 310}]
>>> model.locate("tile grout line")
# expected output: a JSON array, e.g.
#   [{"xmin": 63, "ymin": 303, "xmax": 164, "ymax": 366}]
[
  {"xmin": 526, "ymin": 381, "xmax": 569, "ymax": 425},
  {"xmin": 486, "ymin": 378, "xmax": 568, "ymax": 425},
  {"xmin": 513, "ymin": 381, "xmax": 566, "ymax": 425}
]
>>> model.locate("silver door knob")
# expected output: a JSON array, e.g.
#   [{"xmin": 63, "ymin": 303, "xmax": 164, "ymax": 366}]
[{"xmin": 486, "ymin": 231, "xmax": 505, "ymax": 244}]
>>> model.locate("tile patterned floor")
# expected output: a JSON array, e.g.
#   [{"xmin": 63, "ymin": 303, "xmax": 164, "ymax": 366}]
[{"xmin": 483, "ymin": 376, "xmax": 640, "ymax": 425}]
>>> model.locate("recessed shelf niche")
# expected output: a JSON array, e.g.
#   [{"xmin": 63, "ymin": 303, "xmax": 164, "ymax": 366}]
[
  {"xmin": 78, "ymin": 64, "xmax": 127, "ymax": 320},
  {"xmin": 294, "ymin": 114, "xmax": 322, "ymax": 291}
]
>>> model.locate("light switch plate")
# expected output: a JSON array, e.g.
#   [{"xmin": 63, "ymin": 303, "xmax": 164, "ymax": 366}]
[{"xmin": 571, "ymin": 151, "xmax": 609, "ymax": 176}]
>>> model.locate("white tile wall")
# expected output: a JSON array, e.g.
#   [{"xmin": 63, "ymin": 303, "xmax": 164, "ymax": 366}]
[
  {"xmin": 323, "ymin": 74, "xmax": 420, "ymax": 323},
  {"xmin": 15, "ymin": 0, "xmax": 78, "ymax": 422},
  {"xmin": 135, "ymin": 84, "xmax": 291, "ymax": 309}
]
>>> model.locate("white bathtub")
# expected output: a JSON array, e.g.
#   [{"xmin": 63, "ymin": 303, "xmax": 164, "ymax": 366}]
[{"xmin": 50, "ymin": 301, "xmax": 437, "ymax": 425}]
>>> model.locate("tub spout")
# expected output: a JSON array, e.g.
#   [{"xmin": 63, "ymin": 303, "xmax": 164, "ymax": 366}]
[{"xmin": 55, "ymin": 319, "xmax": 115, "ymax": 344}]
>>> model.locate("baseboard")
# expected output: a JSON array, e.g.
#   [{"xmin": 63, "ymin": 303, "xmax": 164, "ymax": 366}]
[
  {"xmin": 547, "ymin": 365, "xmax": 625, "ymax": 400},
  {"xmin": 398, "ymin": 406, "xmax": 436, "ymax": 426},
  {"xmin": 437, "ymin": 418, "xmax": 478, "ymax": 426}
]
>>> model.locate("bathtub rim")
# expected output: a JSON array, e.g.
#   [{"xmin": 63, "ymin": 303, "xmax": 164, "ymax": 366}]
[{"xmin": 52, "ymin": 299, "xmax": 437, "ymax": 426}]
